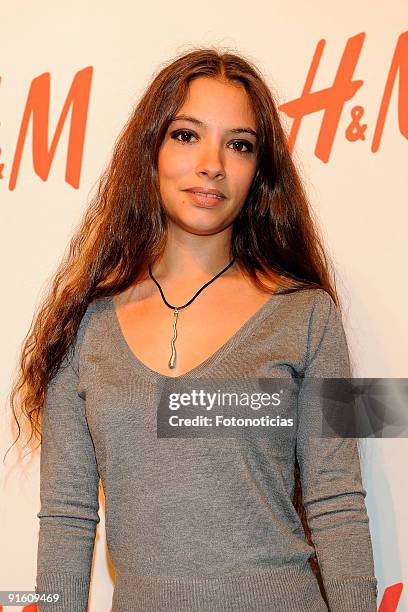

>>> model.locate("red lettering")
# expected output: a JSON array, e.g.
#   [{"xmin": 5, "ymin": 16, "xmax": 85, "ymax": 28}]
[
  {"xmin": 8, "ymin": 66, "xmax": 93, "ymax": 190},
  {"xmin": 0, "ymin": 146, "xmax": 4, "ymax": 179},
  {"xmin": 378, "ymin": 582, "xmax": 403, "ymax": 611},
  {"xmin": 372, "ymin": 31, "xmax": 408, "ymax": 152},
  {"xmin": 279, "ymin": 33, "xmax": 365, "ymax": 162}
]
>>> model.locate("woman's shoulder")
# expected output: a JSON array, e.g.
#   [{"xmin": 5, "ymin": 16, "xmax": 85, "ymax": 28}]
[
  {"xmin": 79, "ymin": 295, "xmax": 111, "ymax": 329},
  {"xmin": 68, "ymin": 296, "xmax": 113, "ymax": 371},
  {"xmin": 273, "ymin": 287, "xmax": 343, "ymax": 350},
  {"xmin": 276, "ymin": 285, "xmax": 335, "ymax": 316}
]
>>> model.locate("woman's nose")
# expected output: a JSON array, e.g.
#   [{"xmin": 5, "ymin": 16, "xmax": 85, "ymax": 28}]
[{"xmin": 196, "ymin": 143, "xmax": 225, "ymax": 179}]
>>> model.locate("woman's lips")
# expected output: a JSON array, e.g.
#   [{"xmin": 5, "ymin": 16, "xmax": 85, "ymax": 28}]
[{"xmin": 185, "ymin": 191, "xmax": 226, "ymax": 208}]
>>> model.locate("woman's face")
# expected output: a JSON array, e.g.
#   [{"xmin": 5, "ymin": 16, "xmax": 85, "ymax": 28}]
[{"xmin": 157, "ymin": 76, "xmax": 259, "ymax": 235}]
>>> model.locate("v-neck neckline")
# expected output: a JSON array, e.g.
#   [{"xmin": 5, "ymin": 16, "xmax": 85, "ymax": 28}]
[{"xmin": 106, "ymin": 291, "xmax": 283, "ymax": 383}]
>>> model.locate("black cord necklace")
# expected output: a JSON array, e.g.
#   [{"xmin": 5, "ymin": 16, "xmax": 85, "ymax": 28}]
[{"xmin": 148, "ymin": 257, "xmax": 236, "ymax": 369}]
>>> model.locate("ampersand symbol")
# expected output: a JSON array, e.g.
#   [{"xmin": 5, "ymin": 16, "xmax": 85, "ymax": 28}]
[{"xmin": 345, "ymin": 105, "xmax": 367, "ymax": 142}]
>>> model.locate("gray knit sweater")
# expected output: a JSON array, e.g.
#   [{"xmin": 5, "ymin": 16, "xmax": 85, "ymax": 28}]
[{"xmin": 35, "ymin": 288, "xmax": 378, "ymax": 611}]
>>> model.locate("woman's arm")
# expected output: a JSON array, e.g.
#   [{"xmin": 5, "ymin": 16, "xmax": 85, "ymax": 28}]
[
  {"xmin": 35, "ymin": 347, "xmax": 100, "ymax": 612},
  {"xmin": 296, "ymin": 290, "xmax": 378, "ymax": 611}
]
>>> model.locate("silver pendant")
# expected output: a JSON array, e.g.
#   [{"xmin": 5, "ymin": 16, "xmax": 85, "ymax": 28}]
[{"xmin": 168, "ymin": 308, "xmax": 179, "ymax": 369}]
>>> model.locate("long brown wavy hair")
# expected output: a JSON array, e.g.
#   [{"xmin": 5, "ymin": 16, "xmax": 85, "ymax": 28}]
[{"xmin": 7, "ymin": 46, "xmax": 345, "ymax": 603}]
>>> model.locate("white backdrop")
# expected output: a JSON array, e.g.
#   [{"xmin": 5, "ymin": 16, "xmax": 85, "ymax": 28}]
[{"xmin": 1, "ymin": 1, "xmax": 407, "ymax": 610}]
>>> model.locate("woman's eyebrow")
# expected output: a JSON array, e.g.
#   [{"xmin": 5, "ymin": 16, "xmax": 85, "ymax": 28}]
[{"xmin": 170, "ymin": 114, "xmax": 258, "ymax": 140}]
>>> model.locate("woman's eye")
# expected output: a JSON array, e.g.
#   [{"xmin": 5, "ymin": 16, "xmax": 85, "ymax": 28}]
[
  {"xmin": 230, "ymin": 140, "xmax": 253, "ymax": 154},
  {"xmin": 171, "ymin": 130, "xmax": 196, "ymax": 144}
]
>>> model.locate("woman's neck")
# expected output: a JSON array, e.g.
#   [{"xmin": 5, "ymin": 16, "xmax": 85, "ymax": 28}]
[{"xmin": 151, "ymin": 227, "xmax": 234, "ymax": 283}]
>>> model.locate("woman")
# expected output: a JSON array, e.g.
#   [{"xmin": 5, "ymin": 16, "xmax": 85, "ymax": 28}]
[{"xmin": 9, "ymin": 48, "xmax": 378, "ymax": 610}]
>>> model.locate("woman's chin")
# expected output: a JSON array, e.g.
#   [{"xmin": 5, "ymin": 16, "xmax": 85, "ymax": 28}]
[{"xmin": 167, "ymin": 214, "xmax": 231, "ymax": 236}]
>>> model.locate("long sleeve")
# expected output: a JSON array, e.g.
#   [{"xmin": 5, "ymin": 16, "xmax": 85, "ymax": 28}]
[
  {"xmin": 35, "ymin": 349, "xmax": 100, "ymax": 612},
  {"xmin": 296, "ymin": 290, "xmax": 378, "ymax": 611}
]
